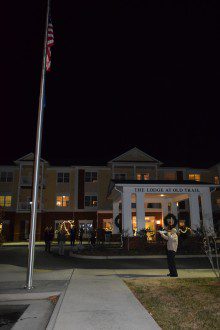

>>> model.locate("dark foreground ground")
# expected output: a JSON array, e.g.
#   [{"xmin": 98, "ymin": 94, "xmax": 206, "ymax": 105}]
[{"xmin": 0, "ymin": 246, "xmax": 212, "ymax": 270}]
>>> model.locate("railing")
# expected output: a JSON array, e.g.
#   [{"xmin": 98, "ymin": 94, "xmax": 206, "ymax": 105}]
[
  {"xmin": 18, "ymin": 202, "xmax": 43, "ymax": 211},
  {"xmin": 20, "ymin": 176, "xmax": 46, "ymax": 187}
]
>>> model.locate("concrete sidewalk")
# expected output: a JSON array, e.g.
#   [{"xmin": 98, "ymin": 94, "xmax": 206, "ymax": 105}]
[{"xmin": 52, "ymin": 269, "xmax": 160, "ymax": 330}]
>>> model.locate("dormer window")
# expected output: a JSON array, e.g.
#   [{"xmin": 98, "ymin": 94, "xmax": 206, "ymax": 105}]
[{"xmin": 114, "ymin": 173, "xmax": 127, "ymax": 180}]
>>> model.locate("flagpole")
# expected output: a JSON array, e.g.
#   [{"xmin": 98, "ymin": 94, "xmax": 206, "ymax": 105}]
[{"xmin": 26, "ymin": 0, "xmax": 51, "ymax": 290}]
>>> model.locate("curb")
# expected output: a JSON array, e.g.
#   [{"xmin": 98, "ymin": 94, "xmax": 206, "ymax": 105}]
[
  {"xmin": 69, "ymin": 253, "xmax": 210, "ymax": 260},
  {"xmin": 0, "ymin": 291, "xmax": 61, "ymax": 302},
  {"xmin": 46, "ymin": 269, "xmax": 74, "ymax": 330}
]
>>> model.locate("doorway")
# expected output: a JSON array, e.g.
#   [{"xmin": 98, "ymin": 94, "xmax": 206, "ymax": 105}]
[{"xmin": 78, "ymin": 220, "xmax": 93, "ymax": 238}]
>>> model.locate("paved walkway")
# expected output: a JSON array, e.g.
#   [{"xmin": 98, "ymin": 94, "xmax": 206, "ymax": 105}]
[{"xmin": 53, "ymin": 269, "xmax": 161, "ymax": 330}]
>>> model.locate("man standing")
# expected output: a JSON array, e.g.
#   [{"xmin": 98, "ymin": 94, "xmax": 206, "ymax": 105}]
[
  {"xmin": 44, "ymin": 227, "xmax": 51, "ymax": 252},
  {"xmin": 160, "ymin": 228, "xmax": 178, "ymax": 277},
  {"xmin": 70, "ymin": 225, "xmax": 76, "ymax": 247}
]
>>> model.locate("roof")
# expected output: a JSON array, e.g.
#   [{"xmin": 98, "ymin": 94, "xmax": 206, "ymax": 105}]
[
  {"xmin": 108, "ymin": 147, "xmax": 162, "ymax": 164},
  {"xmin": 111, "ymin": 179, "xmax": 213, "ymax": 185}
]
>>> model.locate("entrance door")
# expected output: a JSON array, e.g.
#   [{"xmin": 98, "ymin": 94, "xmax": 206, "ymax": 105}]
[
  {"xmin": 78, "ymin": 220, "xmax": 93, "ymax": 238},
  {"xmin": 145, "ymin": 216, "xmax": 156, "ymax": 241}
]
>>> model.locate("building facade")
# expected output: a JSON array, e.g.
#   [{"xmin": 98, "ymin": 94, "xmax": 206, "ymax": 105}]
[{"xmin": 0, "ymin": 148, "xmax": 220, "ymax": 241}]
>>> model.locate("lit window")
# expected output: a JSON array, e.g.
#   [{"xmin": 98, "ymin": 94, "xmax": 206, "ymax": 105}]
[
  {"xmin": 0, "ymin": 172, "xmax": 13, "ymax": 182},
  {"xmin": 85, "ymin": 172, "xmax": 98, "ymax": 182},
  {"xmin": 0, "ymin": 195, "xmax": 12, "ymax": 207},
  {"xmin": 57, "ymin": 172, "xmax": 70, "ymax": 183},
  {"xmin": 189, "ymin": 174, "xmax": 201, "ymax": 182},
  {"xmin": 56, "ymin": 195, "xmax": 70, "ymax": 207},
  {"xmin": 103, "ymin": 219, "xmax": 113, "ymax": 231},
  {"xmin": 214, "ymin": 176, "xmax": 219, "ymax": 185},
  {"xmin": 136, "ymin": 173, "xmax": 150, "ymax": 180},
  {"xmin": 216, "ymin": 198, "xmax": 220, "ymax": 206},
  {"xmin": 85, "ymin": 195, "xmax": 98, "ymax": 207},
  {"xmin": 114, "ymin": 173, "xmax": 126, "ymax": 180}
]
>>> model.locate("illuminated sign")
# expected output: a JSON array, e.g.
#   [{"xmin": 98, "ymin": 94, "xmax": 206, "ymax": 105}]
[{"xmin": 134, "ymin": 187, "xmax": 201, "ymax": 193}]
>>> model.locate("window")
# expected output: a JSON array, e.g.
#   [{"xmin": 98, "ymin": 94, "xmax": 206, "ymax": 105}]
[
  {"xmin": 147, "ymin": 203, "xmax": 161, "ymax": 209},
  {"xmin": 85, "ymin": 172, "xmax": 97, "ymax": 182},
  {"xmin": 164, "ymin": 172, "xmax": 176, "ymax": 180},
  {"xmin": 103, "ymin": 219, "xmax": 113, "ymax": 231},
  {"xmin": 214, "ymin": 176, "xmax": 220, "ymax": 185},
  {"xmin": 56, "ymin": 195, "xmax": 70, "ymax": 207},
  {"xmin": 0, "ymin": 195, "xmax": 12, "ymax": 207},
  {"xmin": 0, "ymin": 172, "xmax": 13, "ymax": 182},
  {"xmin": 216, "ymin": 198, "xmax": 220, "ymax": 206},
  {"xmin": 178, "ymin": 201, "xmax": 185, "ymax": 209},
  {"xmin": 57, "ymin": 172, "xmax": 70, "ymax": 183},
  {"xmin": 85, "ymin": 195, "xmax": 98, "ymax": 207},
  {"xmin": 114, "ymin": 173, "xmax": 126, "ymax": 180},
  {"xmin": 136, "ymin": 173, "xmax": 150, "ymax": 180},
  {"xmin": 189, "ymin": 174, "xmax": 201, "ymax": 182}
]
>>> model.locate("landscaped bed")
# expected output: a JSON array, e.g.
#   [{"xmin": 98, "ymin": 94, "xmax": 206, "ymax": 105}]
[
  {"xmin": 71, "ymin": 244, "xmax": 204, "ymax": 255},
  {"xmin": 125, "ymin": 278, "xmax": 220, "ymax": 329}
]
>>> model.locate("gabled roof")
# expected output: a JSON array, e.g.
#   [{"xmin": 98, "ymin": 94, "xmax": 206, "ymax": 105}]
[
  {"xmin": 14, "ymin": 153, "xmax": 48, "ymax": 164},
  {"xmin": 108, "ymin": 147, "xmax": 162, "ymax": 164}
]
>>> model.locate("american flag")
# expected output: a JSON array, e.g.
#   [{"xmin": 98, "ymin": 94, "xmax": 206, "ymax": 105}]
[{"xmin": 46, "ymin": 17, "xmax": 54, "ymax": 72}]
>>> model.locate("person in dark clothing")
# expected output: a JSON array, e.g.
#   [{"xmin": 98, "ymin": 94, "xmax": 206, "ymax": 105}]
[
  {"xmin": 70, "ymin": 225, "xmax": 76, "ymax": 247},
  {"xmin": 44, "ymin": 226, "xmax": 52, "ymax": 252},
  {"xmin": 57, "ymin": 227, "xmax": 67, "ymax": 256},
  {"xmin": 79, "ymin": 227, "xmax": 84, "ymax": 244},
  {"xmin": 96, "ymin": 228, "xmax": 104, "ymax": 245},
  {"xmin": 90, "ymin": 228, "xmax": 96, "ymax": 246}
]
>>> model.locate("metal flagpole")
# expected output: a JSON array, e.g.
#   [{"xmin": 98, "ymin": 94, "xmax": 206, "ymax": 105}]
[{"xmin": 26, "ymin": 0, "xmax": 51, "ymax": 290}]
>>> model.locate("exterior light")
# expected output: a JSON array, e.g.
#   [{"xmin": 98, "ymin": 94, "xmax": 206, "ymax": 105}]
[
  {"xmin": 156, "ymin": 220, "xmax": 161, "ymax": 225},
  {"xmin": 160, "ymin": 194, "xmax": 165, "ymax": 197}
]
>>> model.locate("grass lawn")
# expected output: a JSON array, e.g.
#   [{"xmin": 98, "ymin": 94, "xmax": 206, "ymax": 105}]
[{"xmin": 125, "ymin": 277, "xmax": 220, "ymax": 330}]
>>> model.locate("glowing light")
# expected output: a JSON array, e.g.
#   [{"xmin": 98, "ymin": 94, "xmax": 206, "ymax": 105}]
[
  {"xmin": 160, "ymin": 194, "xmax": 165, "ymax": 197},
  {"xmin": 156, "ymin": 220, "xmax": 161, "ymax": 225}
]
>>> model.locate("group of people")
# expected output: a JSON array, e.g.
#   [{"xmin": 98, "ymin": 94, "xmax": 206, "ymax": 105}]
[
  {"xmin": 44, "ymin": 225, "xmax": 84, "ymax": 256},
  {"xmin": 44, "ymin": 225, "xmax": 108, "ymax": 256}
]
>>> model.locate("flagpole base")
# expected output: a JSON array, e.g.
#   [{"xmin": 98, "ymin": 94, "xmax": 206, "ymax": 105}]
[{"xmin": 24, "ymin": 285, "xmax": 34, "ymax": 291}]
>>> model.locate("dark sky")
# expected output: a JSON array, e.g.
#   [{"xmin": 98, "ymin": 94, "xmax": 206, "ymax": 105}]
[{"xmin": 2, "ymin": 0, "xmax": 220, "ymax": 167}]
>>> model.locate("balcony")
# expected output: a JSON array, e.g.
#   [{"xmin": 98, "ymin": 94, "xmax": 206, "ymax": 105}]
[
  {"xmin": 18, "ymin": 202, "xmax": 43, "ymax": 211},
  {"xmin": 20, "ymin": 176, "xmax": 46, "ymax": 188}
]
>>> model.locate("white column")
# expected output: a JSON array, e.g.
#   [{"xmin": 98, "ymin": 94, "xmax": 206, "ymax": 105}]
[
  {"xmin": 171, "ymin": 202, "xmax": 178, "ymax": 218},
  {"xmin": 162, "ymin": 199, "xmax": 169, "ymax": 226},
  {"xmin": 122, "ymin": 188, "xmax": 133, "ymax": 236},
  {"xmin": 136, "ymin": 192, "xmax": 145, "ymax": 230},
  {"xmin": 112, "ymin": 201, "xmax": 120, "ymax": 234},
  {"xmin": 189, "ymin": 194, "xmax": 201, "ymax": 231},
  {"xmin": 201, "ymin": 189, "xmax": 214, "ymax": 233}
]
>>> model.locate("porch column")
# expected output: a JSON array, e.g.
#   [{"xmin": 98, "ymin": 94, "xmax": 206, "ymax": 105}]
[
  {"xmin": 112, "ymin": 201, "xmax": 120, "ymax": 234},
  {"xmin": 122, "ymin": 188, "xmax": 133, "ymax": 236},
  {"xmin": 201, "ymin": 189, "xmax": 214, "ymax": 233},
  {"xmin": 189, "ymin": 194, "xmax": 201, "ymax": 231},
  {"xmin": 171, "ymin": 202, "xmax": 178, "ymax": 218},
  {"xmin": 136, "ymin": 192, "xmax": 145, "ymax": 231},
  {"xmin": 162, "ymin": 199, "xmax": 169, "ymax": 226}
]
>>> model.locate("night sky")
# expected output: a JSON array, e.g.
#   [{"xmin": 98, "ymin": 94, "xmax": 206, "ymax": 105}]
[{"xmin": 2, "ymin": 0, "xmax": 220, "ymax": 167}]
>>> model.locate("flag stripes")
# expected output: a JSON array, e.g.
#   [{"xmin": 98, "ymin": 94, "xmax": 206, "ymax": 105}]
[{"xmin": 46, "ymin": 18, "xmax": 54, "ymax": 71}]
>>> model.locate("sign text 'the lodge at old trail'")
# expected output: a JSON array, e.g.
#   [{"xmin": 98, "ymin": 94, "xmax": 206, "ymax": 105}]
[{"xmin": 134, "ymin": 187, "xmax": 201, "ymax": 193}]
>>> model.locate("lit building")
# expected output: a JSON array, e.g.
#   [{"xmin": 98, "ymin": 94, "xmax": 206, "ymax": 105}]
[{"xmin": 0, "ymin": 148, "xmax": 220, "ymax": 241}]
